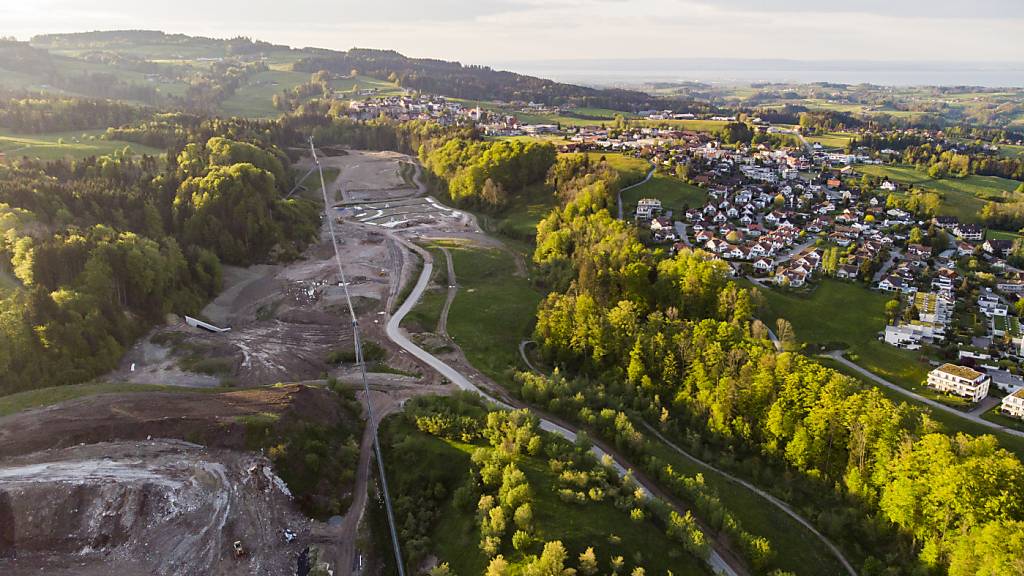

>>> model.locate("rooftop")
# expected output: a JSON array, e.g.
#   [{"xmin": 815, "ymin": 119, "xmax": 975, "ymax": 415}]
[{"xmin": 934, "ymin": 363, "xmax": 985, "ymax": 381}]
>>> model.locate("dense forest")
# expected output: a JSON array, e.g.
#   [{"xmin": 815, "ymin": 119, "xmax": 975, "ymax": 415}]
[{"xmin": 0, "ymin": 116, "xmax": 321, "ymax": 393}]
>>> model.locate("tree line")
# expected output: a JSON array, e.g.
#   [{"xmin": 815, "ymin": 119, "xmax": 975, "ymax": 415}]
[{"xmin": 0, "ymin": 116, "xmax": 321, "ymax": 394}]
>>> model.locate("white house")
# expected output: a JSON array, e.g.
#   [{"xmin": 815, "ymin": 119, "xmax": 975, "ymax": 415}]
[
  {"xmin": 926, "ymin": 364, "xmax": 990, "ymax": 403},
  {"xmin": 1001, "ymin": 389, "xmax": 1024, "ymax": 420},
  {"xmin": 635, "ymin": 198, "xmax": 663, "ymax": 221}
]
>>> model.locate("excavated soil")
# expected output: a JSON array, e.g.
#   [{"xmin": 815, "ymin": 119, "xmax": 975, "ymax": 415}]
[
  {"xmin": 0, "ymin": 440, "xmax": 309, "ymax": 576},
  {"xmin": 0, "ymin": 384, "xmax": 340, "ymax": 460},
  {"xmin": 0, "ymin": 384, "xmax": 352, "ymax": 575}
]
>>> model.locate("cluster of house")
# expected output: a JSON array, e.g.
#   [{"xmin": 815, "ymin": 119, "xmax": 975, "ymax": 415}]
[
  {"xmin": 343, "ymin": 94, "xmax": 476, "ymax": 126},
  {"xmin": 926, "ymin": 363, "xmax": 1024, "ymax": 421}
]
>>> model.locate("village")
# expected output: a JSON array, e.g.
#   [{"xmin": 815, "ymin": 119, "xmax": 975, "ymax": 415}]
[{"xmin": 335, "ymin": 91, "xmax": 1024, "ymax": 422}]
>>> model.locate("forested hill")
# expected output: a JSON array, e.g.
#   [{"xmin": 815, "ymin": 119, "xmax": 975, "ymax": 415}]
[
  {"xmin": 13, "ymin": 30, "xmax": 688, "ymax": 112},
  {"xmin": 293, "ymin": 48, "xmax": 664, "ymax": 110}
]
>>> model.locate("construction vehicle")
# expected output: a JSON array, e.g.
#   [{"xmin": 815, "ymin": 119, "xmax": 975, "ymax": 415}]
[{"xmin": 233, "ymin": 540, "xmax": 246, "ymax": 558}]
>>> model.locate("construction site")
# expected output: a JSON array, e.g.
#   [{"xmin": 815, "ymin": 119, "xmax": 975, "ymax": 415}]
[{"xmin": 0, "ymin": 148, "xmax": 470, "ymax": 575}]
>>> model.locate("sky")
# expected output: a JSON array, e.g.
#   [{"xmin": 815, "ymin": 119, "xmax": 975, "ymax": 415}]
[{"xmin": 2, "ymin": 0, "xmax": 1023, "ymax": 65}]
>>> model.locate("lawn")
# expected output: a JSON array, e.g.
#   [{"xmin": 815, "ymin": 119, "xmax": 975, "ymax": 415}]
[
  {"xmin": 0, "ymin": 382, "xmax": 230, "ymax": 417},
  {"xmin": 857, "ymin": 164, "xmax": 1024, "ymax": 223},
  {"xmin": 446, "ymin": 244, "xmax": 545, "ymax": 385},
  {"xmin": 754, "ymin": 279, "xmax": 931, "ymax": 390},
  {"xmin": 381, "ymin": 411, "xmax": 709, "ymax": 576},
  {"xmin": 622, "ymin": 173, "xmax": 707, "ymax": 215},
  {"xmin": 982, "ymin": 405, "xmax": 1024, "ymax": 433},
  {"xmin": 0, "ymin": 129, "xmax": 163, "ymax": 161},
  {"xmin": 806, "ymin": 132, "xmax": 853, "ymax": 149}
]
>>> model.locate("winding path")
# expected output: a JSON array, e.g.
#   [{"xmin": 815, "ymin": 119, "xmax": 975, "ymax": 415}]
[
  {"xmin": 385, "ymin": 235, "xmax": 742, "ymax": 576},
  {"xmin": 617, "ymin": 161, "xmax": 656, "ymax": 220},
  {"xmin": 518, "ymin": 341, "xmax": 858, "ymax": 576},
  {"xmin": 823, "ymin": 350, "xmax": 1024, "ymax": 439}
]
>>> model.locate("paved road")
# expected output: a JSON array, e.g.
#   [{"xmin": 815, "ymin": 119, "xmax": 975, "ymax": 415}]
[
  {"xmin": 387, "ymin": 239, "xmax": 741, "ymax": 576},
  {"xmin": 617, "ymin": 161, "xmax": 656, "ymax": 221},
  {"xmin": 872, "ymin": 248, "xmax": 903, "ymax": 283},
  {"xmin": 519, "ymin": 341, "xmax": 857, "ymax": 576},
  {"xmin": 674, "ymin": 222, "xmax": 692, "ymax": 247},
  {"xmin": 773, "ymin": 238, "xmax": 817, "ymax": 266},
  {"xmin": 823, "ymin": 351, "xmax": 1024, "ymax": 439}
]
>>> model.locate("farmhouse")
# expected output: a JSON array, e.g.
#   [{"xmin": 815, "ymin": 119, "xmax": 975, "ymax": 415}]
[{"xmin": 926, "ymin": 364, "xmax": 990, "ymax": 403}]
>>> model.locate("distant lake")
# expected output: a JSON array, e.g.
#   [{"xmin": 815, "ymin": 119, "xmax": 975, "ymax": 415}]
[{"xmin": 492, "ymin": 60, "xmax": 1024, "ymax": 88}]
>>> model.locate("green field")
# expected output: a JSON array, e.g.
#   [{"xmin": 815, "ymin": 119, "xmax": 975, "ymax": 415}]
[
  {"xmin": 635, "ymin": 118, "xmax": 730, "ymax": 133},
  {"xmin": 0, "ymin": 381, "xmax": 231, "ymax": 417},
  {"xmin": 806, "ymin": 132, "xmax": 854, "ymax": 149},
  {"xmin": 291, "ymin": 166, "xmax": 339, "ymax": 200},
  {"xmin": 446, "ymin": 244, "xmax": 545, "ymax": 385},
  {"xmin": 579, "ymin": 152, "xmax": 650, "ymax": 185},
  {"xmin": 381, "ymin": 408, "xmax": 709, "ymax": 576},
  {"xmin": 622, "ymin": 173, "xmax": 707, "ymax": 215},
  {"xmin": 857, "ymin": 164, "xmax": 1024, "ymax": 222},
  {"xmin": 754, "ymin": 280, "xmax": 931, "ymax": 391},
  {"xmin": 482, "ymin": 184, "xmax": 559, "ymax": 243},
  {"xmin": 0, "ymin": 129, "xmax": 163, "ymax": 161},
  {"xmin": 219, "ymin": 70, "xmax": 311, "ymax": 118},
  {"xmin": 986, "ymin": 229, "xmax": 1023, "ymax": 241}
]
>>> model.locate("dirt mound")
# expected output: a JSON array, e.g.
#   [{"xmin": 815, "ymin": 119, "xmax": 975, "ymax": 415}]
[
  {"xmin": 0, "ymin": 440, "xmax": 310, "ymax": 575},
  {"xmin": 0, "ymin": 384, "xmax": 341, "ymax": 459}
]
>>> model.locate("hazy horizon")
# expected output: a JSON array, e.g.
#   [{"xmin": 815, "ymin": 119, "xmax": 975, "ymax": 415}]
[{"xmin": 4, "ymin": 0, "xmax": 1024, "ymax": 68}]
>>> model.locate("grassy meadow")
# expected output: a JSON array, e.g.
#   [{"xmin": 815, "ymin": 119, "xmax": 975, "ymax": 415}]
[
  {"xmin": 445, "ymin": 244, "xmax": 545, "ymax": 385},
  {"xmin": 857, "ymin": 163, "xmax": 1023, "ymax": 222},
  {"xmin": 0, "ymin": 129, "xmax": 163, "ymax": 161},
  {"xmin": 753, "ymin": 279, "xmax": 932, "ymax": 391}
]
